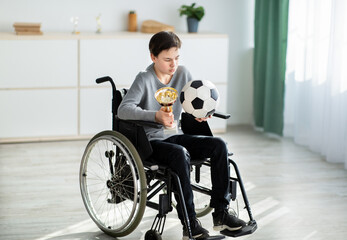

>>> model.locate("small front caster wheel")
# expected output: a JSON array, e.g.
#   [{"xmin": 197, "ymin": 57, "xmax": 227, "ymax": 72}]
[{"xmin": 145, "ymin": 230, "xmax": 162, "ymax": 240}]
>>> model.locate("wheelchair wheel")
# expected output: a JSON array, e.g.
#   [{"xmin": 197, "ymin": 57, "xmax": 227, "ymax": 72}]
[
  {"xmin": 190, "ymin": 163, "xmax": 213, "ymax": 217},
  {"xmin": 80, "ymin": 130, "xmax": 147, "ymax": 237}
]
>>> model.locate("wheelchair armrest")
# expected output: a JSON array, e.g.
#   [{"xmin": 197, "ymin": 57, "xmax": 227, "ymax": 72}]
[
  {"xmin": 213, "ymin": 111, "xmax": 231, "ymax": 119},
  {"xmin": 180, "ymin": 111, "xmax": 230, "ymax": 137},
  {"xmin": 181, "ymin": 112, "xmax": 213, "ymax": 136}
]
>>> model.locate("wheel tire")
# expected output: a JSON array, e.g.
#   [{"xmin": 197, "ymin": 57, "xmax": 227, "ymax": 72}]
[{"xmin": 80, "ymin": 130, "xmax": 147, "ymax": 237}]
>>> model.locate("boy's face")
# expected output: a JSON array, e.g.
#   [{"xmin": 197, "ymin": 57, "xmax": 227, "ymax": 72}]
[{"xmin": 151, "ymin": 47, "xmax": 180, "ymax": 76}]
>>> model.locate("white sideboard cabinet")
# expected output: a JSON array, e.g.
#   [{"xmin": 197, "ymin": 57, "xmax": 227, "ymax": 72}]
[
  {"xmin": 0, "ymin": 38, "xmax": 78, "ymax": 141},
  {"xmin": 0, "ymin": 32, "xmax": 229, "ymax": 142}
]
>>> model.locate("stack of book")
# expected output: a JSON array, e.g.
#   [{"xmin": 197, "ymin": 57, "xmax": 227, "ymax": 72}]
[{"xmin": 13, "ymin": 22, "xmax": 43, "ymax": 35}]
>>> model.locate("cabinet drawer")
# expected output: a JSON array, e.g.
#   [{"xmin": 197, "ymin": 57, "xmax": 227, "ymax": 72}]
[
  {"xmin": 0, "ymin": 89, "xmax": 78, "ymax": 138},
  {"xmin": 0, "ymin": 40, "xmax": 77, "ymax": 88},
  {"xmin": 80, "ymin": 88, "xmax": 113, "ymax": 135}
]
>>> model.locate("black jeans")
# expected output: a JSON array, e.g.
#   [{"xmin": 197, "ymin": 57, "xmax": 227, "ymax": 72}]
[{"xmin": 150, "ymin": 134, "xmax": 230, "ymax": 223}]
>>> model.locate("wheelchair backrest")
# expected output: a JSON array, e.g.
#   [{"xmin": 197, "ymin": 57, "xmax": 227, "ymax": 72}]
[
  {"xmin": 114, "ymin": 88, "xmax": 128, "ymax": 115},
  {"xmin": 113, "ymin": 88, "xmax": 154, "ymax": 161}
]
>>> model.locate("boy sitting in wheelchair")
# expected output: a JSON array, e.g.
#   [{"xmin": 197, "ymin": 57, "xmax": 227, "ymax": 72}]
[{"xmin": 118, "ymin": 31, "xmax": 246, "ymax": 239}]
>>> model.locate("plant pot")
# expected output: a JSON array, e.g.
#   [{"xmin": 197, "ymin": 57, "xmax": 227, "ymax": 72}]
[{"xmin": 187, "ymin": 17, "xmax": 199, "ymax": 33}]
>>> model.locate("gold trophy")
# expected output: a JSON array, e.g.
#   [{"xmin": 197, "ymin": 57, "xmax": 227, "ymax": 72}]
[{"xmin": 155, "ymin": 87, "xmax": 178, "ymax": 132}]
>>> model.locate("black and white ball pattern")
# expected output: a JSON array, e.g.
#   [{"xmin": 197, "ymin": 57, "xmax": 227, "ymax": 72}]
[{"xmin": 180, "ymin": 80, "xmax": 219, "ymax": 118}]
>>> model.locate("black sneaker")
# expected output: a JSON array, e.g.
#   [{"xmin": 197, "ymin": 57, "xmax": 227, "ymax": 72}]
[
  {"xmin": 182, "ymin": 217, "xmax": 209, "ymax": 240},
  {"xmin": 212, "ymin": 209, "xmax": 246, "ymax": 231}
]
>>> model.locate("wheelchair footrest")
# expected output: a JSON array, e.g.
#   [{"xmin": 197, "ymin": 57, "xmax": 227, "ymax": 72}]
[
  {"xmin": 202, "ymin": 235, "xmax": 225, "ymax": 240},
  {"xmin": 220, "ymin": 220, "xmax": 257, "ymax": 237}
]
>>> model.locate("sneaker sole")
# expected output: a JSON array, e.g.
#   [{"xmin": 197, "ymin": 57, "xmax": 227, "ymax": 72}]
[
  {"xmin": 182, "ymin": 233, "xmax": 203, "ymax": 240},
  {"xmin": 213, "ymin": 224, "xmax": 242, "ymax": 232}
]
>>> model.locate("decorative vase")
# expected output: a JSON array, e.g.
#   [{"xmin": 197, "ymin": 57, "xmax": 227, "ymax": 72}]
[
  {"xmin": 128, "ymin": 11, "xmax": 137, "ymax": 32},
  {"xmin": 187, "ymin": 17, "xmax": 199, "ymax": 33}
]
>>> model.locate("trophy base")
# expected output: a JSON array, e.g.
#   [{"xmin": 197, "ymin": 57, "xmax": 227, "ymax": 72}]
[{"xmin": 163, "ymin": 120, "xmax": 178, "ymax": 135}]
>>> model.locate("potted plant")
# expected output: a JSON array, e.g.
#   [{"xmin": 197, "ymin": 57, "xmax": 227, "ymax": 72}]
[{"xmin": 178, "ymin": 3, "xmax": 205, "ymax": 33}]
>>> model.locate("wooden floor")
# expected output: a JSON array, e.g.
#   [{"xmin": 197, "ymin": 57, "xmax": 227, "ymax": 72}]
[{"xmin": 1, "ymin": 125, "xmax": 346, "ymax": 240}]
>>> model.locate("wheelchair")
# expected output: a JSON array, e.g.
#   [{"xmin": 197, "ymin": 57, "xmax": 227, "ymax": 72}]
[{"xmin": 79, "ymin": 76, "xmax": 257, "ymax": 240}]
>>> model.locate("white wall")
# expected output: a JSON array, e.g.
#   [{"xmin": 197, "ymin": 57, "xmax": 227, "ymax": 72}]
[{"xmin": 0, "ymin": 0, "xmax": 254, "ymax": 125}]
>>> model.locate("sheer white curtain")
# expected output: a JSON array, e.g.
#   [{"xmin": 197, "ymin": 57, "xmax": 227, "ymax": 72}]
[{"xmin": 284, "ymin": 0, "xmax": 347, "ymax": 168}]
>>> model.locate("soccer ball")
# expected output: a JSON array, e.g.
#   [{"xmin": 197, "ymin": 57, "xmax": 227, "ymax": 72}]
[{"xmin": 180, "ymin": 80, "xmax": 220, "ymax": 118}]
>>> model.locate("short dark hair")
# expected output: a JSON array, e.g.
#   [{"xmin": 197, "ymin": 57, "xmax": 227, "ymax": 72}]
[{"xmin": 149, "ymin": 31, "xmax": 182, "ymax": 57}]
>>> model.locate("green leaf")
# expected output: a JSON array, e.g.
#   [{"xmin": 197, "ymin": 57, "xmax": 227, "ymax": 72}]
[{"xmin": 178, "ymin": 2, "xmax": 205, "ymax": 21}]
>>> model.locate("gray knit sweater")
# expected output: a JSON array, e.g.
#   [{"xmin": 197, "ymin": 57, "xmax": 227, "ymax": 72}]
[{"xmin": 118, "ymin": 63, "xmax": 192, "ymax": 140}]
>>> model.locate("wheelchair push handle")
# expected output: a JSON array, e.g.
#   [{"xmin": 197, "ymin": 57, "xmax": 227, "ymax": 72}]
[
  {"xmin": 96, "ymin": 76, "xmax": 117, "ymax": 96},
  {"xmin": 96, "ymin": 76, "xmax": 112, "ymax": 84}
]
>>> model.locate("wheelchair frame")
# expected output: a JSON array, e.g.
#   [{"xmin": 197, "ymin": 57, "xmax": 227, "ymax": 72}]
[{"xmin": 79, "ymin": 76, "xmax": 257, "ymax": 240}]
